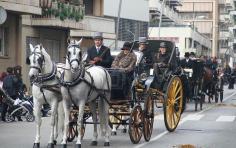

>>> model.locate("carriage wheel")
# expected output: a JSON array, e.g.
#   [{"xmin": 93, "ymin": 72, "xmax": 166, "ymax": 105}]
[
  {"xmin": 143, "ymin": 93, "xmax": 154, "ymax": 142},
  {"xmin": 129, "ymin": 105, "xmax": 143, "ymax": 144},
  {"xmin": 164, "ymin": 76, "xmax": 183, "ymax": 132}
]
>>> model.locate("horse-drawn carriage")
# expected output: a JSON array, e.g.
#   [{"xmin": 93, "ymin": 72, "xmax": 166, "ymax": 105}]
[
  {"xmin": 183, "ymin": 57, "xmax": 224, "ymax": 111},
  {"xmin": 66, "ymin": 40, "xmax": 185, "ymax": 144}
]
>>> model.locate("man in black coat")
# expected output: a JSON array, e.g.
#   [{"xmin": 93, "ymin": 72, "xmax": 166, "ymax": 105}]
[
  {"xmin": 180, "ymin": 52, "xmax": 193, "ymax": 69},
  {"xmin": 138, "ymin": 37, "xmax": 153, "ymax": 67},
  {"xmin": 86, "ymin": 32, "xmax": 112, "ymax": 68},
  {"xmin": 152, "ymin": 42, "xmax": 171, "ymax": 89},
  {"xmin": 136, "ymin": 37, "xmax": 154, "ymax": 74}
]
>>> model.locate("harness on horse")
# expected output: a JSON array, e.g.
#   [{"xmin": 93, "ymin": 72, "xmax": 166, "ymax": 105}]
[
  {"xmin": 60, "ymin": 64, "xmax": 111, "ymax": 109},
  {"xmin": 31, "ymin": 62, "xmax": 61, "ymax": 104}
]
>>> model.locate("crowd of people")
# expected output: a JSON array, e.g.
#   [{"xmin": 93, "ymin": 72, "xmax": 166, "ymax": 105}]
[{"xmin": 0, "ymin": 66, "xmax": 26, "ymax": 122}]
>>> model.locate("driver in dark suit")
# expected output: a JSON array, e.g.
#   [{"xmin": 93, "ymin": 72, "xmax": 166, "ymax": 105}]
[
  {"xmin": 86, "ymin": 32, "xmax": 112, "ymax": 68},
  {"xmin": 180, "ymin": 52, "xmax": 193, "ymax": 69},
  {"xmin": 152, "ymin": 42, "xmax": 171, "ymax": 89}
]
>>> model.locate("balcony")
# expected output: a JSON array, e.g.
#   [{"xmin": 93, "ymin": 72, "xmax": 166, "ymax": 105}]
[
  {"xmin": 225, "ymin": 0, "xmax": 233, "ymax": 9},
  {"xmin": 220, "ymin": 14, "xmax": 230, "ymax": 22},
  {"xmin": 149, "ymin": 0, "xmax": 182, "ymax": 24},
  {"xmin": 165, "ymin": 0, "xmax": 182, "ymax": 7},
  {"xmin": 219, "ymin": 0, "xmax": 225, "ymax": 5},
  {"xmin": 0, "ymin": 0, "xmax": 41, "ymax": 14},
  {"xmin": 70, "ymin": 16, "xmax": 116, "ymax": 39},
  {"xmin": 31, "ymin": 1, "xmax": 85, "ymax": 29},
  {"xmin": 220, "ymin": 31, "xmax": 230, "ymax": 39}
]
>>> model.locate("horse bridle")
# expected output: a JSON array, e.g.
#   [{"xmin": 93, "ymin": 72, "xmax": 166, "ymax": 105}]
[
  {"xmin": 67, "ymin": 44, "xmax": 82, "ymax": 68},
  {"xmin": 29, "ymin": 51, "xmax": 45, "ymax": 73}
]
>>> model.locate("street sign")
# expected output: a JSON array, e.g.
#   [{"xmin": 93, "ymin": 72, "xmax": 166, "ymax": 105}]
[{"xmin": 0, "ymin": 6, "xmax": 7, "ymax": 25}]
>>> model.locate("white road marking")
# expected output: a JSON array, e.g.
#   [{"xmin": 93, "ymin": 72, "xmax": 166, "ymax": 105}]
[
  {"xmin": 184, "ymin": 114, "xmax": 204, "ymax": 121},
  {"xmin": 216, "ymin": 116, "xmax": 236, "ymax": 122},
  {"xmin": 134, "ymin": 90, "xmax": 236, "ymax": 148}
]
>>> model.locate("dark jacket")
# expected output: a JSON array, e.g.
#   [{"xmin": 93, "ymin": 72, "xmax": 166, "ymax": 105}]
[
  {"xmin": 180, "ymin": 58, "xmax": 193, "ymax": 69},
  {"xmin": 141, "ymin": 48, "xmax": 154, "ymax": 66},
  {"xmin": 86, "ymin": 45, "xmax": 112, "ymax": 68},
  {"xmin": 156, "ymin": 52, "xmax": 170, "ymax": 65},
  {"xmin": 2, "ymin": 74, "xmax": 18, "ymax": 98}
]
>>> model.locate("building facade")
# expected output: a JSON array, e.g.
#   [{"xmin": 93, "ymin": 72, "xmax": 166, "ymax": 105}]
[
  {"xmin": 177, "ymin": 0, "xmax": 219, "ymax": 57},
  {"xmin": 0, "ymin": 0, "xmax": 149, "ymax": 89},
  {"xmin": 148, "ymin": 0, "xmax": 212, "ymax": 57}
]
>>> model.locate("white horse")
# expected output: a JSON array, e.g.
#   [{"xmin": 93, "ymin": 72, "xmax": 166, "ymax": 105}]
[
  {"xmin": 60, "ymin": 39, "xmax": 111, "ymax": 148},
  {"xmin": 27, "ymin": 44, "xmax": 64, "ymax": 148}
]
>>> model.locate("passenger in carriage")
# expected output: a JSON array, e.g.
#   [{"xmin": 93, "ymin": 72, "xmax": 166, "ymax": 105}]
[
  {"xmin": 111, "ymin": 42, "xmax": 137, "ymax": 73},
  {"xmin": 137, "ymin": 37, "xmax": 154, "ymax": 69},
  {"xmin": 86, "ymin": 32, "xmax": 113, "ymax": 68},
  {"xmin": 111, "ymin": 42, "xmax": 137, "ymax": 96},
  {"xmin": 152, "ymin": 42, "xmax": 171, "ymax": 89}
]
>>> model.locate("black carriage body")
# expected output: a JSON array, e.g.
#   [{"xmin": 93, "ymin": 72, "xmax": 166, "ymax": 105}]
[{"xmin": 107, "ymin": 68, "xmax": 132, "ymax": 100}]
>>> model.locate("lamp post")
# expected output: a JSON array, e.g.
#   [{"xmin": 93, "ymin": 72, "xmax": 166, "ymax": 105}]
[
  {"xmin": 158, "ymin": 0, "xmax": 166, "ymax": 38},
  {"xmin": 115, "ymin": 0, "xmax": 122, "ymax": 50}
]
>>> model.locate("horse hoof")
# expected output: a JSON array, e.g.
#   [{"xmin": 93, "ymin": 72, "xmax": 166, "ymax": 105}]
[
  {"xmin": 104, "ymin": 142, "xmax": 110, "ymax": 146},
  {"xmin": 91, "ymin": 141, "xmax": 98, "ymax": 146},
  {"xmin": 53, "ymin": 140, "xmax": 57, "ymax": 145},
  {"xmin": 33, "ymin": 143, "xmax": 40, "ymax": 148},
  {"xmin": 61, "ymin": 144, "xmax": 67, "ymax": 148},
  {"xmin": 47, "ymin": 143, "xmax": 54, "ymax": 148},
  {"xmin": 111, "ymin": 131, "xmax": 117, "ymax": 136},
  {"xmin": 76, "ymin": 144, "xmax": 81, "ymax": 148},
  {"xmin": 122, "ymin": 129, "xmax": 127, "ymax": 133}
]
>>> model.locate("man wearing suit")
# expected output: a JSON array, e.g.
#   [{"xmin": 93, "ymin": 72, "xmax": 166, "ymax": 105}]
[
  {"xmin": 180, "ymin": 52, "xmax": 193, "ymax": 69},
  {"xmin": 181, "ymin": 52, "xmax": 194, "ymax": 102},
  {"xmin": 86, "ymin": 32, "xmax": 112, "ymax": 68}
]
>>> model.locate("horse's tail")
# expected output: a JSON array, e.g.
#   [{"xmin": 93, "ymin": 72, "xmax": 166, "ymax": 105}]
[{"xmin": 57, "ymin": 101, "xmax": 65, "ymax": 135}]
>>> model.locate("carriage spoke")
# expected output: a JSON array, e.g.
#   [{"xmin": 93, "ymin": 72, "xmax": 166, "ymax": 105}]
[{"xmin": 175, "ymin": 95, "xmax": 182, "ymax": 102}]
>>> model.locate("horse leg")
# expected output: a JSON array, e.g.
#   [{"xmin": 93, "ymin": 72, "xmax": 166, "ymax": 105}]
[
  {"xmin": 47, "ymin": 101, "xmax": 58, "ymax": 148},
  {"xmin": 33, "ymin": 100, "xmax": 42, "ymax": 148},
  {"xmin": 98, "ymin": 96, "xmax": 110, "ymax": 146},
  {"xmin": 88, "ymin": 101, "xmax": 98, "ymax": 146},
  {"xmin": 75, "ymin": 101, "xmax": 86, "ymax": 148},
  {"xmin": 109, "ymin": 108, "xmax": 117, "ymax": 136},
  {"xmin": 61, "ymin": 100, "xmax": 71, "ymax": 148}
]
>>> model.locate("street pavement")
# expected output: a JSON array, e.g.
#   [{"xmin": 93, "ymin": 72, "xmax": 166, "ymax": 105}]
[{"xmin": 0, "ymin": 86, "xmax": 236, "ymax": 148}]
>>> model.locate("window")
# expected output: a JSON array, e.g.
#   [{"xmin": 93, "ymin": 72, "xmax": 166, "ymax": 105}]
[
  {"xmin": 117, "ymin": 18, "xmax": 148, "ymax": 42},
  {"xmin": 0, "ymin": 27, "xmax": 8, "ymax": 56},
  {"xmin": 83, "ymin": 0, "xmax": 93, "ymax": 15},
  {"xmin": 44, "ymin": 39, "xmax": 60, "ymax": 62}
]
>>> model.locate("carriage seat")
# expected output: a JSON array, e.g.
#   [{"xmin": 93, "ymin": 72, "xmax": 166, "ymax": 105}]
[{"xmin": 107, "ymin": 68, "xmax": 134, "ymax": 100}]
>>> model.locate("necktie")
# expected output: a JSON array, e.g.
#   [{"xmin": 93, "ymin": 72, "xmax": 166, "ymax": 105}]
[{"xmin": 97, "ymin": 48, "xmax": 99, "ymax": 54}]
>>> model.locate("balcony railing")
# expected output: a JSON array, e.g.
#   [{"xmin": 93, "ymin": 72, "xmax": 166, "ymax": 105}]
[
  {"xmin": 33, "ymin": 0, "xmax": 85, "ymax": 22},
  {"xmin": 149, "ymin": 0, "xmax": 182, "ymax": 24},
  {"xmin": 0, "ymin": 0, "xmax": 41, "ymax": 14},
  {"xmin": 0, "ymin": 0, "xmax": 39, "ymax": 7}
]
